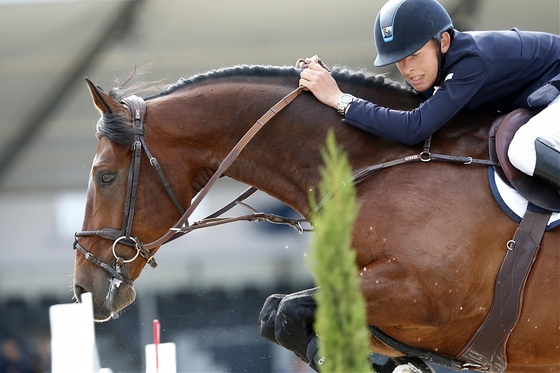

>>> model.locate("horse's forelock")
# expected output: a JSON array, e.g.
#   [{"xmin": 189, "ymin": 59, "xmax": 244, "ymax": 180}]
[
  {"xmin": 96, "ymin": 113, "xmax": 135, "ymax": 145},
  {"xmin": 94, "ymin": 83, "xmax": 147, "ymax": 145}
]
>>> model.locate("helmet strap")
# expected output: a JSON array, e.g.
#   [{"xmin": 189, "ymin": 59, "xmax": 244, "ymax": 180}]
[
  {"xmin": 434, "ymin": 36, "xmax": 445, "ymax": 86},
  {"xmin": 433, "ymin": 28, "xmax": 452, "ymax": 86}
]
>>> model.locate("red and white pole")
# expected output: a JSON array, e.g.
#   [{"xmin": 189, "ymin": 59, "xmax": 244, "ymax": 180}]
[{"xmin": 153, "ymin": 319, "xmax": 160, "ymax": 373}]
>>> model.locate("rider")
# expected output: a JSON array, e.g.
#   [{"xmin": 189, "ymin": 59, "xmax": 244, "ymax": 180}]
[{"xmin": 299, "ymin": 0, "xmax": 560, "ymax": 191}]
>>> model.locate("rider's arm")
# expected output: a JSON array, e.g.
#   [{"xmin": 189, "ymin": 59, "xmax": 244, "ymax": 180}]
[{"xmin": 344, "ymin": 55, "xmax": 487, "ymax": 145}]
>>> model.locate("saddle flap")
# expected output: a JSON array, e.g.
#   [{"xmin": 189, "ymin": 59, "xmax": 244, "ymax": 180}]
[
  {"xmin": 495, "ymin": 109, "xmax": 533, "ymax": 181},
  {"xmin": 492, "ymin": 108, "xmax": 560, "ymax": 211}
]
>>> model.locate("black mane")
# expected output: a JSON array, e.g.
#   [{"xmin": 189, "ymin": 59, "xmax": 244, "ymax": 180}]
[
  {"xmin": 151, "ymin": 64, "xmax": 413, "ymax": 98},
  {"xmin": 149, "ymin": 65, "xmax": 301, "ymax": 99},
  {"xmin": 96, "ymin": 64, "xmax": 415, "ymax": 145}
]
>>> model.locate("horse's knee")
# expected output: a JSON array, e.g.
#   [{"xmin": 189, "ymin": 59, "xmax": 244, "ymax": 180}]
[{"xmin": 258, "ymin": 293, "xmax": 285, "ymax": 343}]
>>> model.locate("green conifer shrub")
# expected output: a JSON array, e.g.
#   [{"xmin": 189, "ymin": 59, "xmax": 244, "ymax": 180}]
[{"xmin": 308, "ymin": 130, "xmax": 373, "ymax": 373}]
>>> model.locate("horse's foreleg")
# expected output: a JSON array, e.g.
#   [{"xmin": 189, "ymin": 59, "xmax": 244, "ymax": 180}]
[
  {"xmin": 258, "ymin": 288, "xmax": 318, "ymax": 366},
  {"xmin": 258, "ymin": 287, "xmax": 435, "ymax": 373}
]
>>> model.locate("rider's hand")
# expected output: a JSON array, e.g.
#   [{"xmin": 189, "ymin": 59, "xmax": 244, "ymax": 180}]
[{"xmin": 299, "ymin": 61, "xmax": 343, "ymax": 109}]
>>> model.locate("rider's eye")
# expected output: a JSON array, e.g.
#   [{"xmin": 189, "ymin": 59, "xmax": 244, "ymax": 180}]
[{"xmin": 100, "ymin": 172, "xmax": 115, "ymax": 184}]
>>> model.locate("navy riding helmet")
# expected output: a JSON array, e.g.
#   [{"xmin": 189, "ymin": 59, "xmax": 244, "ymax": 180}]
[{"xmin": 374, "ymin": 0, "xmax": 453, "ymax": 67}]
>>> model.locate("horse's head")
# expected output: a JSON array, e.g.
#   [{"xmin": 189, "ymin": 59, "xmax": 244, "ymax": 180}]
[{"xmin": 73, "ymin": 79, "xmax": 187, "ymax": 321}]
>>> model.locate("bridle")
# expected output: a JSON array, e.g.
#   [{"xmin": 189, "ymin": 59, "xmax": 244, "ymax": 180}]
[
  {"xmin": 74, "ymin": 88, "xmax": 305, "ymax": 286},
  {"xmin": 73, "ymin": 95, "xmax": 187, "ymax": 285}
]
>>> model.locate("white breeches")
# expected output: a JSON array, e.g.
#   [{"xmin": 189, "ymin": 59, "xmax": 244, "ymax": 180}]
[{"xmin": 508, "ymin": 94, "xmax": 560, "ymax": 175}]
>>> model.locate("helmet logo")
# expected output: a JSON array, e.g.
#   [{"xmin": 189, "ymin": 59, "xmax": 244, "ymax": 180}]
[
  {"xmin": 382, "ymin": 26, "xmax": 394, "ymax": 42},
  {"xmin": 378, "ymin": 0, "xmax": 405, "ymax": 43}
]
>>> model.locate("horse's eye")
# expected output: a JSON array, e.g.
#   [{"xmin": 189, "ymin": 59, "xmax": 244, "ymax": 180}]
[{"xmin": 101, "ymin": 172, "xmax": 115, "ymax": 184}]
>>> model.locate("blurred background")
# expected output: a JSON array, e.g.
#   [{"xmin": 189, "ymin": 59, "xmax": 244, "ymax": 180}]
[{"xmin": 0, "ymin": 0, "xmax": 557, "ymax": 372}]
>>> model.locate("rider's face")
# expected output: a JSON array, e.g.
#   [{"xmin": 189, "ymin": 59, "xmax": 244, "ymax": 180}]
[{"xmin": 395, "ymin": 32, "xmax": 450, "ymax": 92}]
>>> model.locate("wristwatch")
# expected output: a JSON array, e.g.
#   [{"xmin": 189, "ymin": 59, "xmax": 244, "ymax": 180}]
[{"xmin": 337, "ymin": 93, "xmax": 355, "ymax": 116}]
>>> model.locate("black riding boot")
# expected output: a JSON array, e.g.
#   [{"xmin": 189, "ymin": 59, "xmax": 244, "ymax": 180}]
[{"xmin": 533, "ymin": 138, "xmax": 560, "ymax": 191}]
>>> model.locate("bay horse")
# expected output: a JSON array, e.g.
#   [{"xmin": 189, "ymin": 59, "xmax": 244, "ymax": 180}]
[{"xmin": 72, "ymin": 65, "xmax": 559, "ymax": 373}]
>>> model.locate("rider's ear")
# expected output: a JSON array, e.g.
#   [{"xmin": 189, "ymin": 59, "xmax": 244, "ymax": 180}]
[
  {"xmin": 85, "ymin": 77, "xmax": 123, "ymax": 114},
  {"xmin": 440, "ymin": 31, "xmax": 451, "ymax": 54}
]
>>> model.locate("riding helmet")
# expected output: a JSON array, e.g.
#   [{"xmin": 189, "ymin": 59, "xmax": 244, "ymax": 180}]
[{"xmin": 374, "ymin": 0, "xmax": 453, "ymax": 67}]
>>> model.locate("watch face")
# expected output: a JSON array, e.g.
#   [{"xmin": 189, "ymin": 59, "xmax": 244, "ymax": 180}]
[
  {"xmin": 338, "ymin": 94, "xmax": 354, "ymax": 115},
  {"xmin": 340, "ymin": 94, "xmax": 353, "ymax": 104}
]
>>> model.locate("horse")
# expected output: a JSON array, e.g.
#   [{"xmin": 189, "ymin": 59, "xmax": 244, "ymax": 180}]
[{"xmin": 72, "ymin": 64, "xmax": 559, "ymax": 373}]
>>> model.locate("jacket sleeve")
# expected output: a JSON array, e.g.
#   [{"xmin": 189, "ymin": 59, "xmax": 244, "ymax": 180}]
[{"xmin": 343, "ymin": 55, "xmax": 487, "ymax": 145}]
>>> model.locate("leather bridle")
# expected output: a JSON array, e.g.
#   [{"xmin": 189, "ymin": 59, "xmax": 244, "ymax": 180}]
[
  {"xmin": 73, "ymin": 95, "xmax": 186, "ymax": 286},
  {"xmin": 73, "ymin": 88, "xmax": 304, "ymax": 286}
]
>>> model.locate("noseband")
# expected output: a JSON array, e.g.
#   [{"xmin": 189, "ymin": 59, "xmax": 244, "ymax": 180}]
[{"xmin": 73, "ymin": 95, "xmax": 185, "ymax": 286}]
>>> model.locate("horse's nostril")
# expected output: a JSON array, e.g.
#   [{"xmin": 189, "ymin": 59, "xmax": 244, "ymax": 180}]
[{"xmin": 74, "ymin": 285, "xmax": 87, "ymax": 303}]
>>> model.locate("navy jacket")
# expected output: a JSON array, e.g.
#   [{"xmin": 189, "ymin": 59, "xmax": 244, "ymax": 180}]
[{"xmin": 344, "ymin": 28, "xmax": 560, "ymax": 145}]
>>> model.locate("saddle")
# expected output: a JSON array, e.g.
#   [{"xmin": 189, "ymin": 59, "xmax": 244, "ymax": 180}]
[{"xmin": 489, "ymin": 108, "xmax": 560, "ymax": 211}]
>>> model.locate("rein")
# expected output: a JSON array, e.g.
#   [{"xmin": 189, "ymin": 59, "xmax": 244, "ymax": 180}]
[{"xmin": 74, "ymin": 83, "xmax": 499, "ymax": 286}]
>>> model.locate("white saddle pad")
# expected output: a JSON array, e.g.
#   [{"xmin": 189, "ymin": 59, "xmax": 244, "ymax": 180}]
[{"xmin": 488, "ymin": 168, "xmax": 560, "ymax": 230}]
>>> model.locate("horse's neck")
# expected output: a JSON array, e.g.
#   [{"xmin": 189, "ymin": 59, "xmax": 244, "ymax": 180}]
[
  {"xmin": 154, "ymin": 82, "xmax": 325, "ymax": 213},
  {"xmin": 156, "ymin": 79, "xmax": 495, "ymax": 216}
]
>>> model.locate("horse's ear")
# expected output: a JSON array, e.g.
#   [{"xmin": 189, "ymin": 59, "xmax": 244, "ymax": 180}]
[{"xmin": 85, "ymin": 77, "xmax": 121, "ymax": 114}]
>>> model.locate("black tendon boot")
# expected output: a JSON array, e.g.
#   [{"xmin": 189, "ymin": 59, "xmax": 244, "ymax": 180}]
[{"xmin": 533, "ymin": 138, "xmax": 560, "ymax": 191}]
